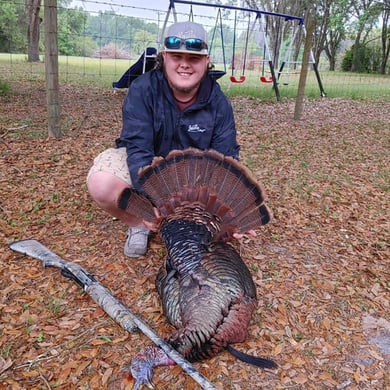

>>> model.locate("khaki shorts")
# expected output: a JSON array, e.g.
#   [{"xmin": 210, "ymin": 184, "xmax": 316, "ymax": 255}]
[{"xmin": 87, "ymin": 147, "xmax": 132, "ymax": 185}]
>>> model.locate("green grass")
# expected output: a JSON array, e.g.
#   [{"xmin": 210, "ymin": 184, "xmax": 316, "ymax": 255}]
[
  {"xmin": 1, "ymin": 53, "xmax": 390, "ymax": 100},
  {"xmin": 0, "ymin": 80, "xmax": 11, "ymax": 94},
  {"xmin": 218, "ymin": 68, "xmax": 390, "ymax": 100},
  {"xmin": 0, "ymin": 53, "xmax": 131, "ymax": 86}
]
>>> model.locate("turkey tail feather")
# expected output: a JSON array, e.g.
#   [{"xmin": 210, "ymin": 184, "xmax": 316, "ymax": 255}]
[
  {"xmin": 120, "ymin": 148, "xmax": 271, "ymax": 234},
  {"xmin": 117, "ymin": 188, "xmax": 155, "ymax": 221},
  {"xmin": 227, "ymin": 345, "xmax": 277, "ymax": 369}
]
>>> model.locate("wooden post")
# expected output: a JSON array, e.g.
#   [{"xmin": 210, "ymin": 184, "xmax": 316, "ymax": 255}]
[
  {"xmin": 44, "ymin": 0, "xmax": 62, "ymax": 138},
  {"xmin": 294, "ymin": 16, "xmax": 314, "ymax": 120}
]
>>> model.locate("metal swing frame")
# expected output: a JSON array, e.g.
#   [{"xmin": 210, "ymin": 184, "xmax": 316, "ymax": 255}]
[
  {"xmin": 276, "ymin": 20, "xmax": 301, "ymax": 82},
  {"xmin": 259, "ymin": 15, "xmax": 274, "ymax": 84},
  {"xmin": 230, "ymin": 11, "xmax": 253, "ymax": 83},
  {"xmin": 208, "ymin": 8, "xmax": 228, "ymax": 80},
  {"xmin": 160, "ymin": 0, "xmax": 325, "ymax": 100},
  {"xmin": 275, "ymin": 20, "xmax": 326, "ymax": 97}
]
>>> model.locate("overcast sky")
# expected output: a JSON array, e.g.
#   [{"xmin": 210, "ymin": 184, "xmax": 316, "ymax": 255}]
[{"xmin": 70, "ymin": 0, "xmax": 221, "ymax": 27}]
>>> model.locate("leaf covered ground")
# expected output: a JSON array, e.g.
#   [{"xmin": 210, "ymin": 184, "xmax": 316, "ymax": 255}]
[{"xmin": 0, "ymin": 82, "xmax": 389, "ymax": 390}]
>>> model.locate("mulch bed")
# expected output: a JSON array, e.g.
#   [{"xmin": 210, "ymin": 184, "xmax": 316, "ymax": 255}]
[{"xmin": 0, "ymin": 82, "xmax": 389, "ymax": 389}]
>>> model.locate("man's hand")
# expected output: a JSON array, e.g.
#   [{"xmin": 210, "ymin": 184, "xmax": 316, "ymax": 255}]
[
  {"xmin": 143, "ymin": 219, "xmax": 158, "ymax": 232},
  {"xmin": 233, "ymin": 230, "xmax": 257, "ymax": 240},
  {"xmin": 142, "ymin": 207, "xmax": 257, "ymax": 240},
  {"xmin": 142, "ymin": 207, "xmax": 161, "ymax": 232}
]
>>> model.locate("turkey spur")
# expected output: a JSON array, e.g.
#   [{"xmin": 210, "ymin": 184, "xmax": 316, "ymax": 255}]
[{"xmin": 118, "ymin": 148, "xmax": 277, "ymax": 389}]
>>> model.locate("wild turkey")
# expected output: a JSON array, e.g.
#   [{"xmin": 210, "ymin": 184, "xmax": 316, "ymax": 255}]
[{"xmin": 118, "ymin": 148, "xmax": 276, "ymax": 389}]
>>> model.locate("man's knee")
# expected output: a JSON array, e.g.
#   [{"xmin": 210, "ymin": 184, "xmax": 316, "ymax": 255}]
[{"xmin": 87, "ymin": 171, "xmax": 126, "ymax": 206}]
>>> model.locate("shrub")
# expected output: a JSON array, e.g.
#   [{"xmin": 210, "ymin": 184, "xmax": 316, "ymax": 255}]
[
  {"xmin": 92, "ymin": 43, "xmax": 130, "ymax": 59},
  {"xmin": 341, "ymin": 44, "xmax": 373, "ymax": 73},
  {"xmin": 0, "ymin": 81, "xmax": 11, "ymax": 95}
]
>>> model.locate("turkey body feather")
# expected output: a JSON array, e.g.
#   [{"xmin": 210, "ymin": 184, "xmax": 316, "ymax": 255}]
[
  {"xmin": 157, "ymin": 219, "xmax": 257, "ymax": 362},
  {"xmin": 118, "ymin": 148, "xmax": 276, "ymax": 389}
]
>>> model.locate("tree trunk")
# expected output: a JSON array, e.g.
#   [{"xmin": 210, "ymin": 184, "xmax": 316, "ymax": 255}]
[
  {"xmin": 351, "ymin": 31, "xmax": 362, "ymax": 72},
  {"xmin": 329, "ymin": 57, "xmax": 336, "ymax": 71},
  {"xmin": 26, "ymin": 0, "xmax": 42, "ymax": 62},
  {"xmin": 294, "ymin": 16, "xmax": 314, "ymax": 121},
  {"xmin": 380, "ymin": 8, "xmax": 390, "ymax": 74}
]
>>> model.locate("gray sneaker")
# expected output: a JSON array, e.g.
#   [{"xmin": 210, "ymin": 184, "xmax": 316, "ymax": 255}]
[{"xmin": 124, "ymin": 227, "xmax": 150, "ymax": 258}]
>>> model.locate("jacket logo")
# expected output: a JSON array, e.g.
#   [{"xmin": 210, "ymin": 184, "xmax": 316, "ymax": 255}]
[{"xmin": 187, "ymin": 124, "xmax": 206, "ymax": 133}]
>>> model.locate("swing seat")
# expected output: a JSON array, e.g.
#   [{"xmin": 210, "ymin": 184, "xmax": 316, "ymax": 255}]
[
  {"xmin": 230, "ymin": 75, "xmax": 246, "ymax": 83},
  {"xmin": 260, "ymin": 76, "xmax": 273, "ymax": 83}
]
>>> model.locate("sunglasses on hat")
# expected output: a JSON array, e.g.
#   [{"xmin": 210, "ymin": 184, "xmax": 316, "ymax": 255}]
[{"xmin": 164, "ymin": 36, "xmax": 208, "ymax": 52}]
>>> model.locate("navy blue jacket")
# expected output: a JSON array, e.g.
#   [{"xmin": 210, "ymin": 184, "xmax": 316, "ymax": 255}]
[{"xmin": 116, "ymin": 68, "xmax": 240, "ymax": 190}]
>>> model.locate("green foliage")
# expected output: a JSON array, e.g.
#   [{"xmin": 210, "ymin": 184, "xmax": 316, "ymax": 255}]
[
  {"xmin": 85, "ymin": 12, "xmax": 159, "ymax": 56},
  {"xmin": 209, "ymin": 24, "xmax": 234, "ymax": 65},
  {"xmin": 132, "ymin": 30, "xmax": 156, "ymax": 54},
  {"xmin": 0, "ymin": 1, "xmax": 26, "ymax": 52},
  {"xmin": 56, "ymin": 8, "xmax": 161, "ymax": 57},
  {"xmin": 36, "ymin": 332, "xmax": 44, "ymax": 343},
  {"xmin": 0, "ymin": 4, "xmax": 160, "ymax": 58},
  {"xmin": 341, "ymin": 44, "xmax": 373, "ymax": 73},
  {"xmin": 368, "ymin": 35, "xmax": 383, "ymax": 73},
  {"xmin": 58, "ymin": 7, "xmax": 97, "ymax": 56},
  {"xmin": 0, "ymin": 80, "xmax": 11, "ymax": 95},
  {"xmin": 0, "ymin": 2, "xmax": 389, "ymax": 73},
  {"xmin": 341, "ymin": 47, "xmax": 353, "ymax": 71}
]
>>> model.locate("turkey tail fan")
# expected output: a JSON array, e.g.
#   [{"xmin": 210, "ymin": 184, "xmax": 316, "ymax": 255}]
[
  {"xmin": 229, "ymin": 203, "xmax": 272, "ymax": 234},
  {"xmin": 200, "ymin": 150, "xmax": 270, "ymax": 230},
  {"xmin": 207, "ymin": 155, "xmax": 266, "ymax": 217},
  {"xmin": 117, "ymin": 188, "xmax": 156, "ymax": 221},
  {"xmin": 133, "ymin": 148, "xmax": 271, "ymax": 231},
  {"xmin": 181, "ymin": 148, "xmax": 207, "ymax": 188},
  {"xmin": 162, "ymin": 150, "xmax": 188, "ymax": 192},
  {"xmin": 139, "ymin": 150, "xmax": 207, "ymax": 206},
  {"xmin": 164, "ymin": 149, "xmax": 217, "ymax": 196},
  {"xmin": 227, "ymin": 345, "xmax": 277, "ymax": 369},
  {"xmin": 138, "ymin": 156, "xmax": 176, "ymax": 205}
]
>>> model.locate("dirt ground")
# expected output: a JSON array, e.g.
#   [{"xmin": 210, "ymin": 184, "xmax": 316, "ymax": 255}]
[{"xmin": 0, "ymin": 82, "xmax": 389, "ymax": 390}]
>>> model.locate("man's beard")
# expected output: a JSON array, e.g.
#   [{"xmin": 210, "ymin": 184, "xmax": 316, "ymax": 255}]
[
  {"xmin": 164, "ymin": 68, "xmax": 206, "ymax": 96},
  {"xmin": 173, "ymin": 84, "xmax": 198, "ymax": 94}
]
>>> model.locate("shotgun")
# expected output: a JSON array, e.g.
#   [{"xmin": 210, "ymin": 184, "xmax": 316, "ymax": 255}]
[{"xmin": 8, "ymin": 239, "xmax": 216, "ymax": 390}]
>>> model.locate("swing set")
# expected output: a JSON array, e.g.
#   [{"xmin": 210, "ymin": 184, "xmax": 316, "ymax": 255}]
[
  {"xmin": 227, "ymin": 9, "xmax": 281, "ymax": 99},
  {"xmin": 208, "ymin": 7, "xmax": 228, "ymax": 81},
  {"xmin": 230, "ymin": 10, "xmax": 250, "ymax": 83},
  {"xmin": 119, "ymin": 0, "xmax": 325, "ymax": 100}
]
